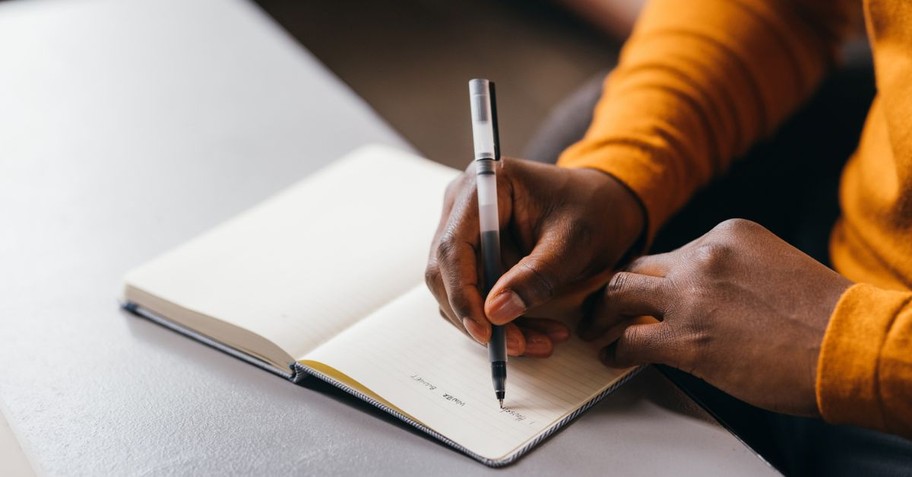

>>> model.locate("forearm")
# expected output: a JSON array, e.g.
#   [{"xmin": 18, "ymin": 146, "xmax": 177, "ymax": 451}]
[{"xmin": 559, "ymin": 0, "xmax": 852, "ymax": 242}]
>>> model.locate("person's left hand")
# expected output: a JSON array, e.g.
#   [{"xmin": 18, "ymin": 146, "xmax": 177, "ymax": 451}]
[{"xmin": 579, "ymin": 219, "xmax": 852, "ymax": 416}]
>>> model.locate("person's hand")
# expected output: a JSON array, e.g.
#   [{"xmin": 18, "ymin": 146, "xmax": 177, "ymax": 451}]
[
  {"xmin": 581, "ymin": 219, "xmax": 852, "ymax": 416},
  {"xmin": 425, "ymin": 157, "xmax": 645, "ymax": 358}
]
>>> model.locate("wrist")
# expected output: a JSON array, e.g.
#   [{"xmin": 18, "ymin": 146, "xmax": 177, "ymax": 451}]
[{"xmin": 581, "ymin": 168, "xmax": 647, "ymax": 257}]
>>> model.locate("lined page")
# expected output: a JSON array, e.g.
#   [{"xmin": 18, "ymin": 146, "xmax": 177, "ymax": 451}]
[
  {"xmin": 125, "ymin": 145, "xmax": 458, "ymax": 361},
  {"xmin": 303, "ymin": 285, "xmax": 632, "ymax": 461}
]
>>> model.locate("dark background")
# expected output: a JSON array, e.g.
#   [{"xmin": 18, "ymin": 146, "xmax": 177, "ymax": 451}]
[{"xmin": 253, "ymin": 0, "xmax": 619, "ymax": 169}]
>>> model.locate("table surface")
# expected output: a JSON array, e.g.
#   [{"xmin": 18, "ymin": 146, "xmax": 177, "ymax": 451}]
[
  {"xmin": 0, "ymin": 0, "xmax": 777, "ymax": 474},
  {"xmin": 0, "ymin": 405, "xmax": 35, "ymax": 477}
]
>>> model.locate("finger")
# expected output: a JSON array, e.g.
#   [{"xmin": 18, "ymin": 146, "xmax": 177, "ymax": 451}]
[
  {"xmin": 585, "ymin": 316, "xmax": 640, "ymax": 348},
  {"xmin": 520, "ymin": 327, "xmax": 554, "ymax": 358},
  {"xmin": 426, "ymin": 175, "xmax": 469, "ymax": 329},
  {"xmin": 435, "ymin": 185, "xmax": 490, "ymax": 342},
  {"xmin": 624, "ymin": 252, "xmax": 676, "ymax": 277},
  {"xmin": 438, "ymin": 235, "xmax": 490, "ymax": 342},
  {"xmin": 434, "ymin": 161, "xmax": 519, "ymax": 341},
  {"xmin": 426, "ymin": 255, "xmax": 458, "ymax": 319},
  {"xmin": 517, "ymin": 317, "xmax": 571, "ymax": 343},
  {"xmin": 599, "ymin": 322, "xmax": 675, "ymax": 368},
  {"xmin": 426, "ymin": 243, "xmax": 474, "ymax": 340},
  {"xmin": 485, "ymin": 226, "xmax": 594, "ymax": 325},
  {"xmin": 438, "ymin": 308, "xmax": 488, "ymax": 348},
  {"xmin": 437, "ymin": 307, "xmax": 468, "ymax": 337},
  {"xmin": 504, "ymin": 323, "xmax": 526, "ymax": 357},
  {"xmin": 579, "ymin": 271, "xmax": 669, "ymax": 340},
  {"xmin": 428, "ymin": 173, "xmax": 470, "ymax": 264}
]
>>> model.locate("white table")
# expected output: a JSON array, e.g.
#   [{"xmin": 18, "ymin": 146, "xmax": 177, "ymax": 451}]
[
  {"xmin": 0, "ymin": 0, "xmax": 777, "ymax": 474},
  {"xmin": 0, "ymin": 406, "xmax": 35, "ymax": 477}
]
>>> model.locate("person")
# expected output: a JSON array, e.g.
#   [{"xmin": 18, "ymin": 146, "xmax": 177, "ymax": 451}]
[{"xmin": 425, "ymin": 0, "xmax": 911, "ymax": 474}]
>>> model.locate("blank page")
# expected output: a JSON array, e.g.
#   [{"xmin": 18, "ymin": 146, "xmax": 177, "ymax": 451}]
[
  {"xmin": 303, "ymin": 285, "xmax": 633, "ymax": 462},
  {"xmin": 124, "ymin": 145, "xmax": 458, "ymax": 362}
]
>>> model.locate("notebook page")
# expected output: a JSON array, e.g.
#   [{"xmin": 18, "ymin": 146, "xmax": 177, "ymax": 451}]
[
  {"xmin": 125, "ymin": 145, "xmax": 458, "ymax": 361},
  {"xmin": 303, "ymin": 285, "xmax": 632, "ymax": 461}
]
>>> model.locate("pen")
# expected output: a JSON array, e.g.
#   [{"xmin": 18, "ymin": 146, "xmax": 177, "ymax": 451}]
[{"xmin": 468, "ymin": 78, "xmax": 507, "ymax": 409}]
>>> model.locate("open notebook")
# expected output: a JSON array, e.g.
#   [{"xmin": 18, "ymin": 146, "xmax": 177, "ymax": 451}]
[{"xmin": 122, "ymin": 145, "xmax": 637, "ymax": 466}]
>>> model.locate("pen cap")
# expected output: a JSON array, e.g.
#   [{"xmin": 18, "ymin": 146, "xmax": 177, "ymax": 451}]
[{"xmin": 469, "ymin": 79, "xmax": 496, "ymax": 161}]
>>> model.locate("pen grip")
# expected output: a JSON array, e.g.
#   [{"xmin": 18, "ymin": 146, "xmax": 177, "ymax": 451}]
[
  {"xmin": 479, "ymin": 229, "xmax": 502, "ymax": 297},
  {"xmin": 476, "ymin": 162, "xmax": 507, "ymax": 363},
  {"xmin": 476, "ymin": 163, "xmax": 502, "ymax": 295},
  {"xmin": 480, "ymin": 227, "xmax": 506, "ymax": 363}
]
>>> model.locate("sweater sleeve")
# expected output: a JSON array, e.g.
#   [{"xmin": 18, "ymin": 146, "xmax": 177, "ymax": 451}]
[
  {"xmin": 818, "ymin": 283, "xmax": 912, "ymax": 438},
  {"xmin": 557, "ymin": 0, "xmax": 852, "ymax": 243}
]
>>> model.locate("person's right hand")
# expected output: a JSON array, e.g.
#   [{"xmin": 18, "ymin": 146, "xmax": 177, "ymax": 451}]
[{"xmin": 425, "ymin": 157, "xmax": 645, "ymax": 357}]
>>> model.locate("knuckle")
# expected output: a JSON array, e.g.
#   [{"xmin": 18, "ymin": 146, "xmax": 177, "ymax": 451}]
[
  {"xmin": 713, "ymin": 218, "xmax": 758, "ymax": 236},
  {"xmin": 691, "ymin": 242, "xmax": 731, "ymax": 271},
  {"xmin": 606, "ymin": 272, "xmax": 630, "ymax": 296},
  {"xmin": 435, "ymin": 233, "xmax": 459, "ymax": 262},
  {"xmin": 614, "ymin": 327, "xmax": 642, "ymax": 366},
  {"xmin": 424, "ymin": 262, "xmax": 440, "ymax": 290},
  {"xmin": 518, "ymin": 259, "xmax": 557, "ymax": 302},
  {"xmin": 448, "ymin": 289, "xmax": 473, "ymax": 317}
]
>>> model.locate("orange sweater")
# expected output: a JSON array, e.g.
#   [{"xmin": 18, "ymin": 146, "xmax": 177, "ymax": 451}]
[{"xmin": 559, "ymin": 0, "xmax": 912, "ymax": 437}]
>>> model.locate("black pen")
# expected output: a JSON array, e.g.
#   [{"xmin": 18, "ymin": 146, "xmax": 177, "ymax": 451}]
[{"xmin": 468, "ymin": 78, "xmax": 507, "ymax": 408}]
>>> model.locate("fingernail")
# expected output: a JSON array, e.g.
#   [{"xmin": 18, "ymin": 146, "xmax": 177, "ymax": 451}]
[
  {"xmin": 487, "ymin": 291, "xmax": 526, "ymax": 324},
  {"xmin": 462, "ymin": 318, "xmax": 489, "ymax": 344}
]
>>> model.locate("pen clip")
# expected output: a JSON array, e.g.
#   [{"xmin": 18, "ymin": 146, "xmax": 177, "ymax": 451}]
[{"xmin": 489, "ymin": 81, "xmax": 501, "ymax": 161}]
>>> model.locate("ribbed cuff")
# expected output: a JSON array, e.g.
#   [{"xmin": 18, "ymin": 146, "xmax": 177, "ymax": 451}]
[{"xmin": 817, "ymin": 283, "xmax": 909, "ymax": 430}]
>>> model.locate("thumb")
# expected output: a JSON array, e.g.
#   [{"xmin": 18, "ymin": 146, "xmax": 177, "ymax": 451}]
[
  {"xmin": 484, "ymin": 232, "xmax": 589, "ymax": 325},
  {"xmin": 599, "ymin": 323, "xmax": 674, "ymax": 368}
]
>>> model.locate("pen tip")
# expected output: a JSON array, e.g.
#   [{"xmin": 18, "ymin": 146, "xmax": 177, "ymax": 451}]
[{"xmin": 499, "ymin": 399, "xmax": 503, "ymax": 409}]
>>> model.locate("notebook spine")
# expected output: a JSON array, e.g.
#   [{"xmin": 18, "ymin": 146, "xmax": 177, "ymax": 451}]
[{"xmin": 122, "ymin": 301, "xmax": 294, "ymax": 380}]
